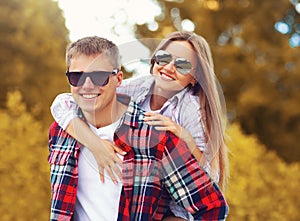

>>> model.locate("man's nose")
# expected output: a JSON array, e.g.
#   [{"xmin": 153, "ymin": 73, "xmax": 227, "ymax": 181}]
[{"xmin": 82, "ymin": 76, "xmax": 95, "ymax": 88}]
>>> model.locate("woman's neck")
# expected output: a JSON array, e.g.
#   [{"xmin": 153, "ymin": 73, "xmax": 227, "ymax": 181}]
[
  {"xmin": 150, "ymin": 94, "xmax": 167, "ymax": 110},
  {"xmin": 150, "ymin": 86, "xmax": 177, "ymax": 110}
]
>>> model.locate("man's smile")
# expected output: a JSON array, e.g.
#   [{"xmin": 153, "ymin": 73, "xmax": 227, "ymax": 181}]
[{"xmin": 80, "ymin": 93, "xmax": 100, "ymax": 99}]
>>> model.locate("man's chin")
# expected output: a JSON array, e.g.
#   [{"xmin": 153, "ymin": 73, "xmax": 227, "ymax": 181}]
[{"xmin": 79, "ymin": 104, "xmax": 98, "ymax": 114}]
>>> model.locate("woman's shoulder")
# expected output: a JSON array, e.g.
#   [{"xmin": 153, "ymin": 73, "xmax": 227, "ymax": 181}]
[{"xmin": 179, "ymin": 90, "xmax": 200, "ymax": 110}]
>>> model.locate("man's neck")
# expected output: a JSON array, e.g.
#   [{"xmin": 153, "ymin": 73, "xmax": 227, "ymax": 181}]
[{"xmin": 83, "ymin": 98, "xmax": 128, "ymax": 129}]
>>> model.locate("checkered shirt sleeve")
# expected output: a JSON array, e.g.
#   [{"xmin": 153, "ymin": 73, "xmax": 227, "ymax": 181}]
[{"xmin": 48, "ymin": 122, "xmax": 81, "ymax": 221}]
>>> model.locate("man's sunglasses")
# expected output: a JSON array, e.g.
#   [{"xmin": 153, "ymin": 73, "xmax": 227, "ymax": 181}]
[
  {"xmin": 66, "ymin": 69, "xmax": 119, "ymax": 87},
  {"xmin": 153, "ymin": 50, "xmax": 193, "ymax": 75}
]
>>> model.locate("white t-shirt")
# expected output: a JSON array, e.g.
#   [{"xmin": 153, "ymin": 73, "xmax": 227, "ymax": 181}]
[{"xmin": 73, "ymin": 119, "xmax": 123, "ymax": 221}]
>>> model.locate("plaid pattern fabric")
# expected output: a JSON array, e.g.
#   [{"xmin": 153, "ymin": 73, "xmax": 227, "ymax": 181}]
[
  {"xmin": 48, "ymin": 122, "xmax": 82, "ymax": 221},
  {"xmin": 118, "ymin": 74, "xmax": 207, "ymax": 152},
  {"xmin": 48, "ymin": 97, "xmax": 228, "ymax": 221},
  {"xmin": 115, "ymin": 100, "xmax": 228, "ymax": 221}
]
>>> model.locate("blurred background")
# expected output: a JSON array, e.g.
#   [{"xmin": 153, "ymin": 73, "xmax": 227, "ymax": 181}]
[{"xmin": 0, "ymin": 0, "xmax": 299, "ymax": 220}]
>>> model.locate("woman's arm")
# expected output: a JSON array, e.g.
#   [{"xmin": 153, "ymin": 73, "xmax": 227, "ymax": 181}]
[
  {"xmin": 50, "ymin": 93, "xmax": 126, "ymax": 183},
  {"xmin": 66, "ymin": 118, "xmax": 126, "ymax": 183}
]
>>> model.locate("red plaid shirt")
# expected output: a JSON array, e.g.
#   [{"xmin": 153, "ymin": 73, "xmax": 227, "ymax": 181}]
[{"xmin": 48, "ymin": 97, "xmax": 228, "ymax": 221}]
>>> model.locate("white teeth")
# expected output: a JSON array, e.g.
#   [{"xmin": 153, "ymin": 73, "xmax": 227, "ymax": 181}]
[
  {"xmin": 82, "ymin": 94, "xmax": 98, "ymax": 99},
  {"xmin": 161, "ymin": 73, "xmax": 174, "ymax": 80}
]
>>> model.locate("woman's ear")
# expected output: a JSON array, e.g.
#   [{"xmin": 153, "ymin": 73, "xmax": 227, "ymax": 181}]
[{"xmin": 191, "ymin": 78, "xmax": 197, "ymax": 86}]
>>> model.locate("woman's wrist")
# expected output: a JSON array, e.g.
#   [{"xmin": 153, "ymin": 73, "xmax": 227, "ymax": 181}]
[{"xmin": 181, "ymin": 129, "xmax": 196, "ymax": 151}]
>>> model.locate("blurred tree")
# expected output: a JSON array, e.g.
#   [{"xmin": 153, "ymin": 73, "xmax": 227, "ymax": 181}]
[
  {"xmin": 135, "ymin": 0, "xmax": 300, "ymax": 162},
  {"xmin": 0, "ymin": 0, "xmax": 69, "ymax": 124},
  {"xmin": 274, "ymin": 2, "xmax": 300, "ymax": 47},
  {"xmin": 226, "ymin": 124, "xmax": 300, "ymax": 220},
  {"xmin": 0, "ymin": 91, "xmax": 49, "ymax": 220}
]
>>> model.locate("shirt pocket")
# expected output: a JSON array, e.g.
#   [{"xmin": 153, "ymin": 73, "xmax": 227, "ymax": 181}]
[{"xmin": 48, "ymin": 144, "xmax": 72, "ymax": 165}]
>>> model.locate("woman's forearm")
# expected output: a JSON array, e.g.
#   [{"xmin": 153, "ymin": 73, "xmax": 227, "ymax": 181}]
[
  {"xmin": 183, "ymin": 132, "xmax": 204, "ymax": 164},
  {"xmin": 66, "ymin": 117, "xmax": 101, "ymax": 152}
]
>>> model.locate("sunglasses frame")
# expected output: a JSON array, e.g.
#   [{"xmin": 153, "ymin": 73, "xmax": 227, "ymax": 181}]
[
  {"xmin": 66, "ymin": 69, "xmax": 119, "ymax": 87},
  {"xmin": 153, "ymin": 50, "xmax": 193, "ymax": 75}
]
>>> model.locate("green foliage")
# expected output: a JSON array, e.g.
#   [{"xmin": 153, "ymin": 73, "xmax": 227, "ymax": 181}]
[
  {"xmin": 0, "ymin": 0, "xmax": 69, "ymax": 124},
  {"xmin": 226, "ymin": 124, "xmax": 300, "ymax": 221},
  {"xmin": 0, "ymin": 91, "xmax": 50, "ymax": 220},
  {"xmin": 135, "ymin": 0, "xmax": 300, "ymax": 162}
]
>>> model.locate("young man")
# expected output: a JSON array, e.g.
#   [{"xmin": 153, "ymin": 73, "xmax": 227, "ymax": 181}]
[{"xmin": 48, "ymin": 36, "xmax": 228, "ymax": 221}]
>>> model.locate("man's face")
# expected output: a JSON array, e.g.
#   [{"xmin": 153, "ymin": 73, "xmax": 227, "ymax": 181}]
[{"xmin": 69, "ymin": 54, "xmax": 121, "ymax": 118}]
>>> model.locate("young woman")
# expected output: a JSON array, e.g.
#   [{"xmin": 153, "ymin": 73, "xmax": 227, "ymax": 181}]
[{"xmin": 51, "ymin": 31, "xmax": 229, "ymax": 220}]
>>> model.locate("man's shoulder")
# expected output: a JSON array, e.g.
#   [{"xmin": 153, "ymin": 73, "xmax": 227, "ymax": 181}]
[
  {"xmin": 49, "ymin": 121, "xmax": 66, "ymax": 136},
  {"xmin": 48, "ymin": 121, "xmax": 74, "ymax": 144}
]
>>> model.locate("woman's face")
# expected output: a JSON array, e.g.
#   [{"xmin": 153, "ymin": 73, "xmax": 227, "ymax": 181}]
[{"xmin": 152, "ymin": 40, "xmax": 196, "ymax": 94}]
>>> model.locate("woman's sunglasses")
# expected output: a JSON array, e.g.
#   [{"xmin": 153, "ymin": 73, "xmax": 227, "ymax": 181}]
[
  {"xmin": 66, "ymin": 69, "xmax": 119, "ymax": 87},
  {"xmin": 153, "ymin": 50, "xmax": 193, "ymax": 75}
]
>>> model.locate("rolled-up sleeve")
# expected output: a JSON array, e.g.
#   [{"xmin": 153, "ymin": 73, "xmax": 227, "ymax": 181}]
[{"xmin": 50, "ymin": 93, "xmax": 78, "ymax": 130}]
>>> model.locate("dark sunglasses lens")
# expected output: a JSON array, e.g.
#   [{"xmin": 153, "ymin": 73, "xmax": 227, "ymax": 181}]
[
  {"xmin": 67, "ymin": 72, "xmax": 83, "ymax": 86},
  {"xmin": 90, "ymin": 72, "xmax": 111, "ymax": 86},
  {"xmin": 155, "ymin": 50, "xmax": 172, "ymax": 65},
  {"xmin": 175, "ymin": 58, "xmax": 192, "ymax": 74}
]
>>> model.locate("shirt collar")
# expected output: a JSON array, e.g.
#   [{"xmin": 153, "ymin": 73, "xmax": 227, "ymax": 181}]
[
  {"xmin": 140, "ymin": 75, "xmax": 191, "ymax": 106},
  {"xmin": 120, "ymin": 96, "xmax": 145, "ymax": 129},
  {"xmin": 165, "ymin": 86, "xmax": 190, "ymax": 106},
  {"xmin": 134, "ymin": 75, "xmax": 155, "ymax": 104}
]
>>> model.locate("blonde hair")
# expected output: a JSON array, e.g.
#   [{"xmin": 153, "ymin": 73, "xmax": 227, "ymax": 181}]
[
  {"xmin": 151, "ymin": 31, "xmax": 229, "ymax": 190},
  {"xmin": 65, "ymin": 36, "xmax": 121, "ymax": 70}
]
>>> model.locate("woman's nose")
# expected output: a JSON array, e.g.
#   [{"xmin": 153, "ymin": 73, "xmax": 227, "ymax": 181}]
[{"xmin": 163, "ymin": 59, "xmax": 176, "ymax": 73}]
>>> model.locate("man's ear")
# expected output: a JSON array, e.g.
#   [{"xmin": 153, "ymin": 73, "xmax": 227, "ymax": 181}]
[{"xmin": 115, "ymin": 71, "xmax": 123, "ymax": 87}]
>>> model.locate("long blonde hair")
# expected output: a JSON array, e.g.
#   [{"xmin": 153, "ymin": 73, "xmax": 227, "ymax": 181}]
[{"xmin": 150, "ymin": 31, "xmax": 229, "ymax": 190}]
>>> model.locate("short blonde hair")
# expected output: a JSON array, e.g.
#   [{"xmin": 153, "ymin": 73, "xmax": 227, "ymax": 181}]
[{"xmin": 66, "ymin": 36, "xmax": 121, "ymax": 70}]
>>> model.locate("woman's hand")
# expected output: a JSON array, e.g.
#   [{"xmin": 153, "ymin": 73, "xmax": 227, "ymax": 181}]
[
  {"xmin": 144, "ymin": 112, "xmax": 203, "ymax": 162},
  {"xmin": 66, "ymin": 118, "xmax": 127, "ymax": 184},
  {"xmin": 144, "ymin": 112, "xmax": 193, "ymax": 147},
  {"xmin": 89, "ymin": 138, "xmax": 127, "ymax": 184}
]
